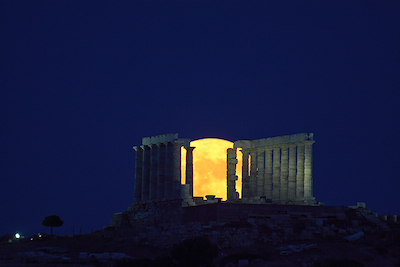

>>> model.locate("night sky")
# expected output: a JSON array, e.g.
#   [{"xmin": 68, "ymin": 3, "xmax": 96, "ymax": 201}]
[{"xmin": 1, "ymin": 1, "xmax": 399, "ymax": 237}]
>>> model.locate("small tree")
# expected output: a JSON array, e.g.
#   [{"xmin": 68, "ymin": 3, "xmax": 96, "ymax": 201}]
[
  {"xmin": 171, "ymin": 236, "xmax": 218, "ymax": 267},
  {"xmin": 42, "ymin": 215, "xmax": 63, "ymax": 236}
]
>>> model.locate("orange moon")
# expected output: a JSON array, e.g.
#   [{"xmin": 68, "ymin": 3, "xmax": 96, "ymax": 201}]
[{"xmin": 181, "ymin": 138, "xmax": 242, "ymax": 200}]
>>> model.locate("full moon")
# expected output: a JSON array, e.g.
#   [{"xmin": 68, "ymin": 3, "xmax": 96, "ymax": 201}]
[{"xmin": 181, "ymin": 138, "xmax": 242, "ymax": 200}]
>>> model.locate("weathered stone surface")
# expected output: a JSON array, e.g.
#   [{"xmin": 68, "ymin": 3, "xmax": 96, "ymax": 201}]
[
  {"xmin": 288, "ymin": 144, "xmax": 296, "ymax": 200},
  {"xmin": 249, "ymin": 148, "xmax": 258, "ymax": 198},
  {"xmin": 227, "ymin": 148, "xmax": 239, "ymax": 201},
  {"xmin": 272, "ymin": 146, "xmax": 281, "ymax": 203},
  {"xmin": 344, "ymin": 231, "xmax": 364, "ymax": 241},
  {"xmin": 165, "ymin": 142, "xmax": 174, "ymax": 199},
  {"xmin": 241, "ymin": 149, "xmax": 250, "ymax": 199},
  {"xmin": 133, "ymin": 146, "xmax": 143, "ymax": 203},
  {"xmin": 256, "ymin": 148, "xmax": 265, "ymax": 197},
  {"xmin": 280, "ymin": 144, "xmax": 289, "ymax": 202},
  {"xmin": 184, "ymin": 146, "xmax": 195, "ymax": 197},
  {"xmin": 304, "ymin": 140, "xmax": 314, "ymax": 199},
  {"xmin": 149, "ymin": 144, "xmax": 159, "ymax": 200},
  {"xmin": 141, "ymin": 145, "xmax": 151, "ymax": 202},
  {"xmin": 109, "ymin": 202, "xmax": 380, "ymax": 249},
  {"xmin": 172, "ymin": 140, "xmax": 184, "ymax": 199},
  {"xmin": 296, "ymin": 144, "xmax": 305, "ymax": 199},
  {"xmin": 181, "ymin": 184, "xmax": 195, "ymax": 207},
  {"xmin": 142, "ymin": 133, "xmax": 178, "ymax": 146}
]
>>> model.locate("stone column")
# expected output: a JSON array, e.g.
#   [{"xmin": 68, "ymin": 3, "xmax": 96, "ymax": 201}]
[
  {"xmin": 256, "ymin": 148, "xmax": 265, "ymax": 197},
  {"xmin": 172, "ymin": 141, "xmax": 184, "ymax": 199},
  {"xmin": 264, "ymin": 147, "xmax": 273, "ymax": 199},
  {"xmin": 272, "ymin": 146, "xmax": 281, "ymax": 203},
  {"xmin": 249, "ymin": 148, "xmax": 258, "ymax": 198},
  {"xmin": 227, "ymin": 148, "xmax": 239, "ymax": 201},
  {"xmin": 164, "ymin": 142, "xmax": 174, "ymax": 199},
  {"xmin": 141, "ymin": 145, "xmax": 151, "ymax": 202},
  {"xmin": 180, "ymin": 184, "xmax": 192, "ymax": 207},
  {"xmin": 241, "ymin": 149, "xmax": 250, "ymax": 199},
  {"xmin": 185, "ymin": 146, "xmax": 195, "ymax": 197},
  {"xmin": 304, "ymin": 140, "xmax": 315, "ymax": 199},
  {"xmin": 280, "ymin": 144, "xmax": 289, "ymax": 203},
  {"xmin": 149, "ymin": 144, "xmax": 159, "ymax": 200},
  {"xmin": 288, "ymin": 143, "xmax": 297, "ymax": 201},
  {"xmin": 296, "ymin": 143, "xmax": 305, "ymax": 199},
  {"xmin": 133, "ymin": 146, "xmax": 143, "ymax": 203},
  {"xmin": 157, "ymin": 143, "xmax": 166, "ymax": 200}
]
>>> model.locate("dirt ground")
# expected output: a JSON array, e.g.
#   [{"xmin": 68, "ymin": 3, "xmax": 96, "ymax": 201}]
[{"xmin": 1, "ymin": 228, "xmax": 400, "ymax": 267}]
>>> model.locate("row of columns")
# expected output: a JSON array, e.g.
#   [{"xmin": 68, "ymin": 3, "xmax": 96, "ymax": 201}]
[
  {"xmin": 133, "ymin": 141, "xmax": 195, "ymax": 203},
  {"xmin": 228, "ymin": 140, "xmax": 314, "ymax": 204}
]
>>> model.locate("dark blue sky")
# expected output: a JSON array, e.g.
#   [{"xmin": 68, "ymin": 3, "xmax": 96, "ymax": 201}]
[{"xmin": 1, "ymin": 0, "xmax": 399, "ymax": 237}]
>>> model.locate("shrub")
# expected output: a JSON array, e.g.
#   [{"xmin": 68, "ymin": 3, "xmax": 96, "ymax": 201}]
[
  {"xmin": 153, "ymin": 256, "xmax": 175, "ymax": 267},
  {"xmin": 219, "ymin": 253, "xmax": 260, "ymax": 267},
  {"xmin": 375, "ymin": 246, "xmax": 389, "ymax": 255},
  {"xmin": 114, "ymin": 258, "xmax": 154, "ymax": 267},
  {"xmin": 171, "ymin": 236, "xmax": 218, "ymax": 267},
  {"xmin": 325, "ymin": 258, "xmax": 364, "ymax": 267}
]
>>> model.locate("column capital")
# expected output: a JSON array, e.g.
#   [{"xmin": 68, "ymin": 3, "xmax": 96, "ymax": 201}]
[
  {"xmin": 173, "ymin": 140, "xmax": 186, "ymax": 147},
  {"xmin": 184, "ymin": 146, "xmax": 195, "ymax": 151},
  {"xmin": 157, "ymin": 142, "xmax": 167, "ymax": 149},
  {"xmin": 240, "ymin": 148, "xmax": 250, "ymax": 154},
  {"xmin": 303, "ymin": 140, "xmax": 315, "ymax": 145}
]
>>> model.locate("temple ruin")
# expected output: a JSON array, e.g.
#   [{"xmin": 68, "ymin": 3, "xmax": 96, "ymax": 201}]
[
  {"xmin": 132, "ymin": 132, "xmax": 315, "ymax": 206},
  {"xmin": 108, "ymin": 133, "xmax": 397, "ymax": 252}
]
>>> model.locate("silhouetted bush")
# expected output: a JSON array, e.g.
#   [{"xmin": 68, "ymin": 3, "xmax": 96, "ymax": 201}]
[
  {"xmin": 325, "ymin": 258, "xmax": 364, "ymax": 267},
  {"xmin": 171, "ymin": 236, "xmax": 218, "ymax": 267},
  {"xmin": 376, "ymin": 246, "xmax": 389, "ymax": 255},
  {"xmin": 0, "ymin": 234, "xmax": 13, "ymax": 243},
  {"xmin": 293, "ymin": 222, "xmax": 306, "ymax": 233},
  {"xmin": 114, "ymin": 257, "xmax": 175, "ymax": 267},
  {"xmin": 219, "ymin": 253, "xmax": 260, "ymax": 267},
  {"xmin": 114, "ymin": 258, "xmax": 154, "ymax": 267},
  {"xmin": 223, "ymin": 220, "xmax": 252, "ymax": 229},
  {"xmin": 391, "ymin": 230, "xmax": 400, "ymax": 246},
  {"xmin": 153, "ymin": 256, "xmax": 175, "ymax": 267}
]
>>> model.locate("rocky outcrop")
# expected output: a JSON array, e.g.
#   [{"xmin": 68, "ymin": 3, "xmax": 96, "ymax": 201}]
[{"xmin": 107, "ymin": 201, "xmax": 388, "ymax": 249}]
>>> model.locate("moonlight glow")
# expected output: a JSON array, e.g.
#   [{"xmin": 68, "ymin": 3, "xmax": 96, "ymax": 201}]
[{"xmin": 181, "ymin": 138, "xmax": 242, "ymax": 200}]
